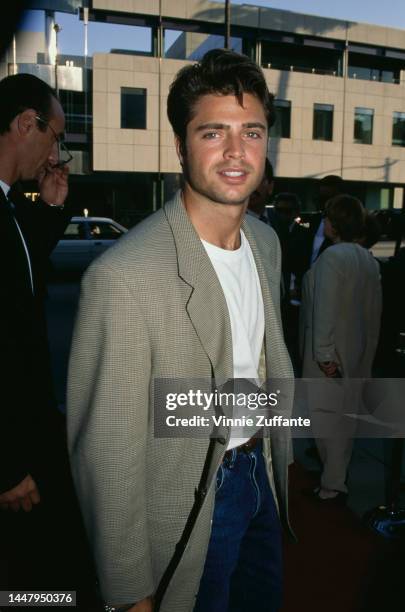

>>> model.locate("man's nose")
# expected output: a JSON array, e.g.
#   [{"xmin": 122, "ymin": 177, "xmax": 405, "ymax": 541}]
[{"xmin": 223, "ymin": 132, "xmax": 245, "ymax": 159}]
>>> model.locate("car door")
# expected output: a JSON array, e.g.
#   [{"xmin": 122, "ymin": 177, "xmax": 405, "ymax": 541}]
[
  {"xmin": 50, "ymin": 220, "xmax": 92, "ymax": 272},
  {"xmin": 88, "ymin": 221, "xmax": 124, "ymax": 262}
]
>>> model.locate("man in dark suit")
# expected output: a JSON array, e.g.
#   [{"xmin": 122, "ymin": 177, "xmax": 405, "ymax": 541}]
[
  {"xmin": 308, "ymin": 174, "xmax": 344, "ymax": 264},
  {"xmin": 272, "ymin": 192, "xmax": 311, "ymax": 297},
  {"xmin": 0, "ymin": 73, "xmax": 94, "ymax": 598},
  {"xmin": 247, "ymin": 158, "xmax": 274, "ymax": 222},
  {"xmin": 270, "ymin": 193, "xmax": 312, "ymax": 371}
]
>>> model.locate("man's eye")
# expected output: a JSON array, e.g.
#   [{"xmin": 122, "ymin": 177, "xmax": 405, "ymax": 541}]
[
  {"xmin": 202, "ymin": 132, "xmax": 220, "ymax": 139},
  {"xmin": 246, "ymin": 131, "xmax": 261, "ymax": 139}
]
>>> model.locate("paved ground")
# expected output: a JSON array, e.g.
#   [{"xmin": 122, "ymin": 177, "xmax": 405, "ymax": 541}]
[{"xmin": 46, "ymin": 279, "xmax": 81, "ymax": 409}]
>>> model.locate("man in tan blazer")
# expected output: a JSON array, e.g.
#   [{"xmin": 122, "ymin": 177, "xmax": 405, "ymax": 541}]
[{"xmin": 67, "ymin": 50, "xmax": 293, "ymax": 612}]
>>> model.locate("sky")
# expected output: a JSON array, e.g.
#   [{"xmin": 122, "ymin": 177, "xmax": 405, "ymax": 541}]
[
  {"xmin": 233, "ymin": 0, "xmax": 405, "ymax": 28},
  {"xmin": 19, "ymin": 0, "xmax": 405, "ymax": 57}
]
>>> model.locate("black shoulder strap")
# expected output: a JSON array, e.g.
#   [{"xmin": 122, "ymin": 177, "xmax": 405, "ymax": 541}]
[
  {"xmin": 154, "ymin": 435, "xmax": 217, "ymax": 611},
  {"xmin": 154, "ymin": 369, "xmax": 225, "ymax": 610}
]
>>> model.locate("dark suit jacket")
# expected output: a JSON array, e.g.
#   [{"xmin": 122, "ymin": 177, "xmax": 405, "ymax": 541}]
[
  {"xmin": 374, "ymin": 248, "xmax": 405, "ymax": 375},
  {"xmin": 0, "ymin": 186, "xmax": 72, "ymax": 493},
  {"xmin": 286, "ymin": 222, "xmax": 313, "ymax": 294},
  {"xmin": 307, "ymin": 212, "xmax": 333, "ymax": 261},
  {"xmin": 267, "ymin": 213, "xmax": 313, "ymax": 297}
]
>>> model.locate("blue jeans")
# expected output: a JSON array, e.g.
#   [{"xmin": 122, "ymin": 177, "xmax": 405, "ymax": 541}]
[{"xmin": 194, "ymin": 442, "xmax": 283, "ymax": 612}]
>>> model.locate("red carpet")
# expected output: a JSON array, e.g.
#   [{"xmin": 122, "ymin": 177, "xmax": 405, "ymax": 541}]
[{"xmin": 282, "ymin": 463, "xmax": 403, "ymax": 612}]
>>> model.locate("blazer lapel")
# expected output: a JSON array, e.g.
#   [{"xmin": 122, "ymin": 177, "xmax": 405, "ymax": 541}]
[{"xmin": 164, "ymin": 192, "xmax": 233, "ymax": 383}]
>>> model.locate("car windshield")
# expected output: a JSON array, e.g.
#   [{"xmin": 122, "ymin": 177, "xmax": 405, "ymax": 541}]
[{"xmin": 88, "ymin": 222, "xmax": 123, "ymax": 239}]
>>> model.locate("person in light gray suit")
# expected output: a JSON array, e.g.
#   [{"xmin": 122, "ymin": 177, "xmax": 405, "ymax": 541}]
[
  {"xmin": 67, "ymin": 50, "xmax": 294, "ymax": 612},
  {"xmin": 300, "ymin": 194, "xmax": 382, "ymax": 503}
]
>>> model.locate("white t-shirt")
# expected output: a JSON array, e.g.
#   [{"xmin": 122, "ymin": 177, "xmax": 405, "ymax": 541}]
[{"xmin": 202, "ymin": 230, "xmax": 265, "ymax": 449}]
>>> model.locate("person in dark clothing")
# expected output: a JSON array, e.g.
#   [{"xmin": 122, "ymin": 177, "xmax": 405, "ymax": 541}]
[
  {"xmin": 273, "ymin": 192, "xmax": 312, "ymax": 295},
  {"xmin": 271, "ymin": 193, "xmax": 312, "ymax": 372},
  {"xmin": 247, "ymin": 158, "xmax": 274, "ymax": 222},
  {"xmin": 360, "ymin": 211, "xmax": 382, "ymax": 251},
  {"xmin": 309, "ymin": 175, "xmax": 344, "ymax": 264},
  {"xmin": 0, "ymin": 73, "xmax": 95, "ymax": 605},
  {"xmin": 374, "ymin": 248, "xmax": 405, "ymax": 377}
]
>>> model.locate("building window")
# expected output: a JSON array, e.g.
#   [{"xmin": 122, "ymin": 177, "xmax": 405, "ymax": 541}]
[
  {"xmin": 270, "ymin": 100, "xmax": 291, "ymax": 138},
  {"xmin": 354, "ymin": 107, "xmax": 374, "ymax": 144},
  {"xmin": 313, "ymin": 104, "xmax": 334, "ymax": 141},
  {"xmin": 121, "ymin": 87, "xmax": 147, "ymax": 129},
  {"xmin": 261, "ymin": 39, "xmax": 343, "ymax": 76},
  {"xmin": 348, "ymin": 48, "xmax": 403, "ymax": 85},
  {"xmin": 392, "ymin": 112, "xmax": 405, "ymax": 147},
  {"xmin": 59, "ymin": 90, "xmax": 92, "ymax": 134}
]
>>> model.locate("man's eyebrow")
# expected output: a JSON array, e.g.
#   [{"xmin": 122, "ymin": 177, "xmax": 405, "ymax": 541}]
[
  {"xmin": 195, "ymin": 122, "xmax": 266, "ymax": 131},
  {"xmin": 196, "ymin": 123, "xmax": 229, "ymax": 131},
  {"xmin": 243, "ymin": 122, "xmax": 266, "ymax": 130}
]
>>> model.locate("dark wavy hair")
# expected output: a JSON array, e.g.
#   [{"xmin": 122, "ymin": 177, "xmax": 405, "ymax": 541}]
[
  {"xmin": 325, "ymin": 194, "xmax": 365, "ymax": 242},
  {"xmin": 167, "ymin": 49, "xmax": 275, "ymax": 153},
  {"xmin": 0, "ymin": 73, "xmax": 56, "ymax": 135}
]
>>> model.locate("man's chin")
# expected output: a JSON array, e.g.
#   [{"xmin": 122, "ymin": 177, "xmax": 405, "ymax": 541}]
[
  {"xmin": 207, "ymin": 188, "xmax": 250, "ymax": 206},
  {"xmin": 213, "ymin": 192, "xmax": 249, "ymax": 206},
  {"xmin": 186, "ymin": 180, "xmax": 251, "ymax": 207}
]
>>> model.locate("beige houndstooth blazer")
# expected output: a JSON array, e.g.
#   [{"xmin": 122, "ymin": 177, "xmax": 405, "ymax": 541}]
[{"xmin": 67, "ymin": 191, "xmax": 294, "ymax": 611}]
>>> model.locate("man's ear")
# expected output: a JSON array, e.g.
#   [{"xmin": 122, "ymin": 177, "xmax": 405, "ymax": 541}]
[
  {"xmin": 174, "ymin": 135, "xmax": 185, "ymax": 166},
  {"xmin": 16, "ymin": 109, "xmax": 37, "ymax": 137}
]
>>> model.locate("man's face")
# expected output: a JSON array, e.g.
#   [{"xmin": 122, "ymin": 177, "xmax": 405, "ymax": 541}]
[
  {"xmin": 177, "ymin": 93, "xmax": 268, "ymax": 208},
  {"xmin": 323, "ymin": 216, "xmax": 337, "ymax": 241},
  {"xmin": 21, "ymin": 97, "xmax": 66, "ymax": 181}
]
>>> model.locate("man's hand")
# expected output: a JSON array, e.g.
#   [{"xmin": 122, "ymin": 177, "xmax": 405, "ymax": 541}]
[
  {"xmin": 113, "ymin": 597, "xmax": 153, "ymax": 612},
  {"xmin": 0, "ymin": 474, "xmax": 41, "ymax": 512},
  {"xmin": 318, "ymin": 361, "xmax": 339, "ymax": 377},
  {"xmin": 133, "ymin": 599, "xmax": 154, "ymax": 612},
  {"xmin": 38, "ymin": 165, "xmax": 69, "ymax": 206}
]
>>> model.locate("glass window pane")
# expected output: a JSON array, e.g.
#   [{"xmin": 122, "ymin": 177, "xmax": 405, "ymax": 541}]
[
  {"xmin": 63, "ymin": 223, "xmax": 86, "ymax": 240},
  {"xmin": 270, "ymin": 100, "xmax": 291, "ymax": 138},
  {"xmin": 121, "ymin": 88, "xmax": 147, "ymax": 130},
  {"xmin": 392, "ymin": 112, "xmax": 405, "ymax": 146},
  {"xmin": 354, "ymin": 107, "xmax": 374, "ymax": 144},
  {"xmin": 89, "ymin": 223, "xmax": 122, "ymax": 240},
  {"xmin": 313, "ymin": 104, "xmax": 333, "ymax": 141},
  {"xmin": 262, "ymin": 40, "xmax": 342, "ymax": 76},
  {"xmin": 59, "ymin": 90, "xmax": 92, "ymax": 134}
]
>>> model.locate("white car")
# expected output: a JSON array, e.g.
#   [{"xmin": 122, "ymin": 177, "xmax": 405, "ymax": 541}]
[{"xmin": 50, "ymin": 216, "xmax": 127, "ymax": 274}]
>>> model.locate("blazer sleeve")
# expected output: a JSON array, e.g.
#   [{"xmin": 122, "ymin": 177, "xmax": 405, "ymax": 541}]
[
  {"xmin": 312, "ymin": 249, "xmax": 345, "ymax": 364},
  {"xmin": 67, "ymin": 260, "xmax": 154, "ymax": 605}
]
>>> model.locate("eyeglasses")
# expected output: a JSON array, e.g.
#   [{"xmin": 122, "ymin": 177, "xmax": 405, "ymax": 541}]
[{"xmin": 35, "ymin": 115, "xmax": 73, "ymax": 168}]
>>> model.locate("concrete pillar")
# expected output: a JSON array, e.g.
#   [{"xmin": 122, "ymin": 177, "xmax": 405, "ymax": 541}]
[{"xmin": 44, "ymin": 10, "xmax": 56, "ymax": 66}]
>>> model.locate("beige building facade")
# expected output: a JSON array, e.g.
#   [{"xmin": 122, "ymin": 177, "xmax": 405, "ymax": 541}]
[
  {"xmin": 3, "ymin": 0, "xmax": 405, "ymax": 217},
  {"xmin": 90, "ymin": 0, "xmax": 405, "ymax": 210}
]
